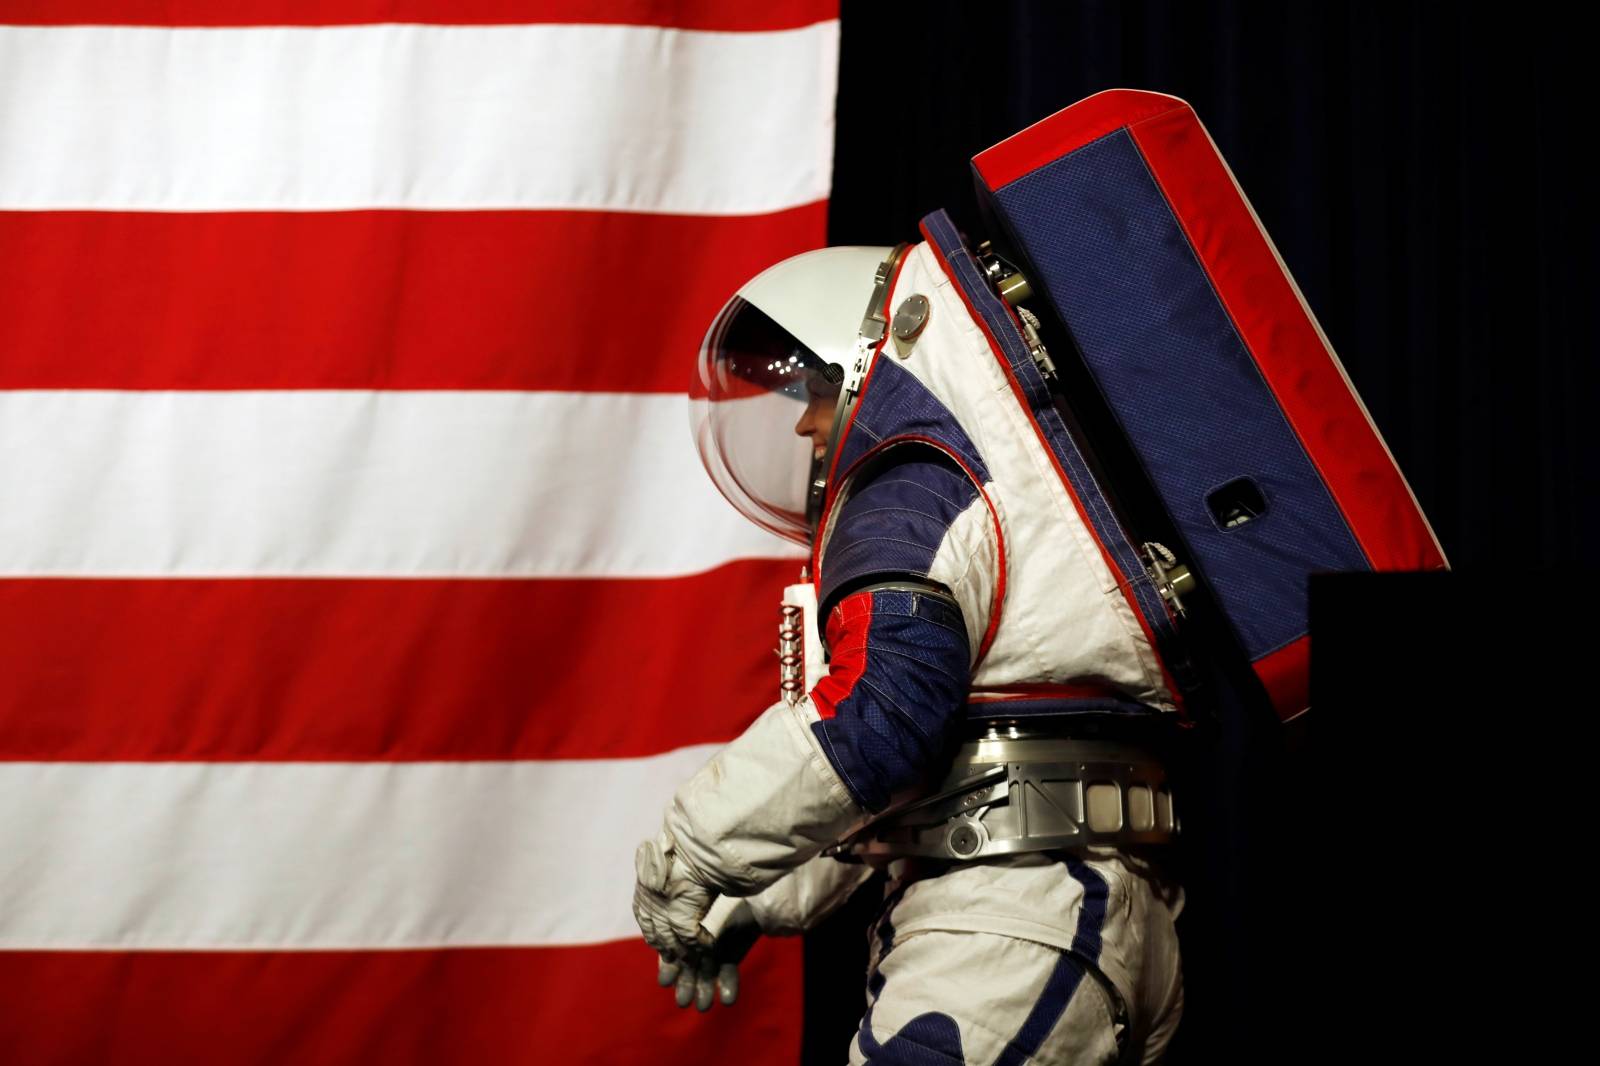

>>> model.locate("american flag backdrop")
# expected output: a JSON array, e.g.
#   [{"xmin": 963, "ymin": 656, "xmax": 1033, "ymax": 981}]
[{"xmin": 0, "ymin": 2, "xmax": 836, "ymax": 1060}]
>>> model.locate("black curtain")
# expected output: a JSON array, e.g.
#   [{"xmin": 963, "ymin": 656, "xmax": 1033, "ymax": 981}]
[
  {"xmin": 828, "ymin": 0, "xmax": 1595, "ymax": 571},
  {"xmin": 811, "ymin": 3, "xmax": 1592, "ymax": 1062}
]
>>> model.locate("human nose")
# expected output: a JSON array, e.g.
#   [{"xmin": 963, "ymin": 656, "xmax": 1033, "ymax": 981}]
[{"xmin": 794, "ymin": 396, "xmax": 820, "ymax": 438}]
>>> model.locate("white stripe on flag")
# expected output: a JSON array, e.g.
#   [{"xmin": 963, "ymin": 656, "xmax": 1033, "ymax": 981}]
[
  {"xmin": 0, "ymin": 390, "xmax": 800, "ymax": 577},
  {"xmin": 0, "ymin": 22, "xmax": 838, "ymax": 214},
  {"xmin": 0, "ymin": 746, "xmax": 725, "ymax": 949}
]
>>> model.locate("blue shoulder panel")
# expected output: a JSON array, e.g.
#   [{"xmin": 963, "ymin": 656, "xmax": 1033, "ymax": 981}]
[
  {"xmin": 819, "ymin": 450, "xmax": 981, "ymax": 614},
  {"xmin": 833, "ymin": 357, "xmax": 990, "ymax": 486}
]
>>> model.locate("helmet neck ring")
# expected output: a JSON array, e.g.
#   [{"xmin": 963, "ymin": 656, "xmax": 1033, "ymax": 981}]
[{"xmin": 804, "ymin": 243, "xmax": 912, "ymax": 533}]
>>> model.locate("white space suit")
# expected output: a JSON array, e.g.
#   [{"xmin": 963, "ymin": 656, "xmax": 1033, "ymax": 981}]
[{"xmin": 637, "ymin": 232, "xmax": 1185, "ymax": 1064}]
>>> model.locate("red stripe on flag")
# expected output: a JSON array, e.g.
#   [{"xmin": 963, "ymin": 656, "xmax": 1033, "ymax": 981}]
[
  {"xmin": 0, "ymin": 562, "xmax": 799, "ymax": 761},
  {"xmin": 0, "ymin": 937, "xmax": 802, "ymax": 1065},
  {"xmin": 0, "ymin": 205, "xmax": 826, "ymax": 392},
  {"xmin": 0, "ymin": 1, "xmax": 836, "ymax": 31},
  {"xmin": 1126, "ymin": 109, "xmax": 1447, "ymax": 573}
]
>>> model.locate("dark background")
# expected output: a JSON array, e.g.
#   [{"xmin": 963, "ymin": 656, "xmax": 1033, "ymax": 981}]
[
  {"xmin": 827, "ymin": 0, "xmax": 1594, "ymax": 571},
  {"xmin": 811, "ymin": 2, "xmax": 1592, "ymax": 1062}
]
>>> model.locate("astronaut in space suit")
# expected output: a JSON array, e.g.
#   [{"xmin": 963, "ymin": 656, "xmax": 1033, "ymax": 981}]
[{"xmin": 634, "ymin": 237, "xmax": 1186, "ymax": 1065}]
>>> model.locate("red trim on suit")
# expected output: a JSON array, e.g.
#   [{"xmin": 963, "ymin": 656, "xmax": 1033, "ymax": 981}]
[
  {"xmin": 917, "ymin": 228, "xmax": 1185, "ymax": 714},
  {"xmin": 807, "ymin": 591, "xmax": 874, "ymax": 721}
]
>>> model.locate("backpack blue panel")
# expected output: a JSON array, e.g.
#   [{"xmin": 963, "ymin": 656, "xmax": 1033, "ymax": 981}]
[{"xmin": 986, "ymin": 129, "xmax": 1368, "ymax": 660}]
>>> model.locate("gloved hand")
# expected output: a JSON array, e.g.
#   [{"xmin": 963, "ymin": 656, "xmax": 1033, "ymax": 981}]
[
  {"xmin": 632, "ymin": 832, "xmax": 715, "ymax": 963},
  {"xmin": 656, "ymin": 898, "xmax": 761, "ymax": 1012}
]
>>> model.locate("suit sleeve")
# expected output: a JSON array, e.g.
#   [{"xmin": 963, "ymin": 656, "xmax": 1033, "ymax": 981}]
[
  {"xmin": 808, "ymin": 451, "xmax": 999, "ymax": 811},
  {"xmin": 664, "ymin": 451, "xmax": 998, "ymax": 895},
  {"xmin": 743, "ymin": 854, "xmax": 874, "ymax": 936}
]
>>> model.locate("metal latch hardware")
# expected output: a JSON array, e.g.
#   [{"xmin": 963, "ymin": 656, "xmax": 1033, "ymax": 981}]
[
  {"xmin": 1143, "ymin": 542, "xmax": 1196, "ymax": 619},
  {"xmin": 975, "ymin": 242, "xmax": 1055, "ymax": 380}
]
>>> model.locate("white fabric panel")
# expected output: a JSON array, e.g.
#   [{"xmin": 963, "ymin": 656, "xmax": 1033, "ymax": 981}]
[
  {"xmin": 0, "ymin": 22, "xmax": 838, "ymax": 214},
  {"xmin": 887, "ymin": 244, "xmax": 1174, "ymax": 707},
  {"xmin": 745, "ymin": 853, "xmax": 872, "ymax": 937},
  {"xmin": 0, "ymin": 390, "xmax": 800, "ymax": 577},
  {"xmin": 667, "ymin": 698, "xmax": 858, "ymax": 896},
  {"xmin": 0, "ymin": 746, "xmax": 721, "ymax": 949},
  {"xmin": 854, "ymin": 852, "xmax": 1185, "ymax": 1065},
  {"xmin": 927, "ymin": 493, "xmax": 1003, "ymax": 664}
]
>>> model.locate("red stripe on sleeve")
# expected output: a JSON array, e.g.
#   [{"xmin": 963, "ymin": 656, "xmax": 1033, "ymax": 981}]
[
  {"xmin": 0, "ymin": 205, "xmax": 826, "ymax": 392},
  {"xmin": 806, "ymin": 590, "xmax": 873, "ymax": 720}
]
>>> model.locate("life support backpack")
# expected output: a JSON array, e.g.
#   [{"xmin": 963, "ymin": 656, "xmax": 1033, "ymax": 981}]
[
  {"xmin": 806, "ymin": 91, "xmax": 1446, "ymax": 723},
  {"xmin": 955, "ymin": 88, "xmax": 1448, "ymax": 721}
]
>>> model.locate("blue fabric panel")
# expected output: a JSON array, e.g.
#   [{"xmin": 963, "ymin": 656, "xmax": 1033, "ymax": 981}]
[
  {"xmin": 1063, "ymin": 856, "xmax": 1109, "ymax": 963},
  {"xmin": 859, "ymin": 1008, "xmax": 968, "ymax": 1065},
  {"xmin": 819, "ymin": 452, "xmax": 981, "ymax": 613},
  {"xmin": 987, "ymin": 131, "xmax": 1369, "ymax": 659},
  {"xmin": 991, "ymin": 951, "xmax": 1090, "ymax": 1066},
  {"xmin": 834, "ymin": 356, "xmax": 989, "ymax": 487},
  {"xmin": 812, "ymin": 588, "xmax": 970, "ymax": 813},
  {"xmin": 920, "ymin": 210, "xmax": 1183, "ymax": 675},
  {"xmin": 867, "ymin": 878, "xmax": 917, "ymax": 999}
]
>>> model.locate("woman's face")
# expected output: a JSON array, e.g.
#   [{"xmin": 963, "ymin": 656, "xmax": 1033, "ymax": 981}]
[{"xmin": 792, "ymin": 388, "xmax": 838, "ymax": 461}]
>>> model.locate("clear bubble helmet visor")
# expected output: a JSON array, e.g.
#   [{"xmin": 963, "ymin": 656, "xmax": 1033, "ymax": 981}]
[{"xmin": 690, "ymin": 246, "xmax": 892, "ymax": 546}]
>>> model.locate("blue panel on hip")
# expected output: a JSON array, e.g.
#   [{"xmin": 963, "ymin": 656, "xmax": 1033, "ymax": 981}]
[
  {"xmin": 988, "ymin": 129, "xmax": 1367, "ymax": 659},
  {"xmin": 833, "ymin": 357, "xmax": 989, "ymax": 485},
  {"xmin": 819, "ymin": 451, "xmax": 981, "ymax": 614}
]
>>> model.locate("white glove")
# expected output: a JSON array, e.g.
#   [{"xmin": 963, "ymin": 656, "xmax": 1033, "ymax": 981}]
[
  {"xmin": 632, "ymin": 832, "xmax": 715, "ymax": 962},
  {"xmin": 655, "ymin": 898, "xmax": 760, "ymax": 1012}
]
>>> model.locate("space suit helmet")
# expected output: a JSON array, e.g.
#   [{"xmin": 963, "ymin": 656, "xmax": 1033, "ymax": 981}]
[{"xmin": 690, "ymin": 245, "xmax": 892, "ymax": 545}]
